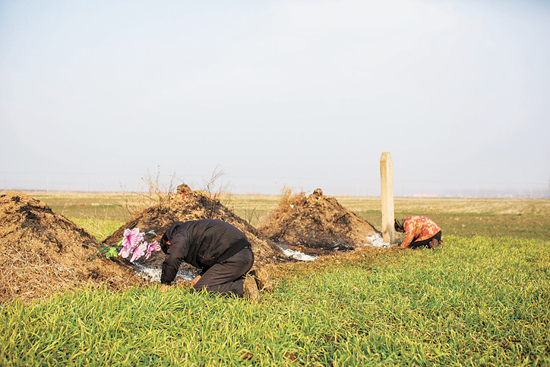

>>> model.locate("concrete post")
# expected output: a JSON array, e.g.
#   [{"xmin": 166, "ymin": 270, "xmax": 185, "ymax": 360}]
[{"xmin": 380, "ymin": 152, "xmax": 395, "ymax": 243}]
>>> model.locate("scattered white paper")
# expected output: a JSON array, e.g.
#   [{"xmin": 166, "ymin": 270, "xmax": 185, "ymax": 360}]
[
  {"xmin": 281, "ymin": 248, "xmax": 318, "ymax": 261},
  {"xmin": 133, "ymin": 264, "xmax": 196, "ymax": 283},
  {"xmin": 366, "ymin": 234, "xmax": 390, "ymax": 248}
]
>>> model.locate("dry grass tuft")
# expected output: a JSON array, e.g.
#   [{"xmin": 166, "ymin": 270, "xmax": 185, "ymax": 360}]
[{"xmin": 118, "ymin": 169, "xmax": 180, "ymax": 217}]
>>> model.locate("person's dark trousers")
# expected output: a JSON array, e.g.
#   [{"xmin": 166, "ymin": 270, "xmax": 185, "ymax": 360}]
[
  {"xmin": 409, "ymin": 231, "xmax": 442, "ymax": 249},
  {"xmin": 193, "ymin": 248, "xmax": 254, "ymax": 297}
]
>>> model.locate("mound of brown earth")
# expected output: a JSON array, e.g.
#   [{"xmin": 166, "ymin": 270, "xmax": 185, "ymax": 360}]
[
  {"xmin": 258, "ymin": 189, "xmax": 379, "ymax": 255},
  {"xmin": 0, "ymin": 192, "xmax": 141, "ymax": 304},
  {"xmin": 103, "ymin": 184, "xmax": 287, "ymax": 270}
]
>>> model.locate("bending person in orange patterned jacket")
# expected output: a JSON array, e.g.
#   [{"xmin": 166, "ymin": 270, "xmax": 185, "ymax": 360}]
[{"xmin": 394, "ymin": 216, "xmax": 442, "ymax": 249}]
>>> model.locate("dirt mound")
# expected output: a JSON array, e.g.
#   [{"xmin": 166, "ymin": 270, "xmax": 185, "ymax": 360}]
[
  {"xmin": 258, "ymin": 189, "xmax": 379, "ymax": 254},
  {"xmin": 103, "ymin": 185, "xmax": 287, "ymax": 269},
  {"xmin": 0, "ymin": 192, "xmax": 141, "ymax": 304}
]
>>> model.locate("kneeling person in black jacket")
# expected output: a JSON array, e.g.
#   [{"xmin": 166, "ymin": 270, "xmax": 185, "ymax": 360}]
[{"xmin": 160, "ymin": 219, "xmax": 259, "ymax": 300}]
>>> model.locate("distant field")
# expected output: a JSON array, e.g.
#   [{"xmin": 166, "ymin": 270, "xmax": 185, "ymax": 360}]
[
  {"xmin": 335, "ymin": 196, "xmax": 550, "ymax": 241},
  {"xmin": 23, "ymin": 191, "xmax": 550, "ymax": 241}
]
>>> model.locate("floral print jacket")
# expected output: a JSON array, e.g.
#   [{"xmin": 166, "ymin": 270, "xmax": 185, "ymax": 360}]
[{"xmin": 401, "ymin": 216, "xmax": 441, "ymax": 248}]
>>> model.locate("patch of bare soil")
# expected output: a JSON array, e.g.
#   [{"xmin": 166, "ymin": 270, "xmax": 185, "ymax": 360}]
[
  {"xmin": 0, "ymin": 192, "xmax": 141, "ymax": 304},
  {"xmin": 103, "ymin": 184, "xmax": 287, "ymax": 270},
  {"xmin": 258, "ymin": 188, "xmax": 379, "ymax": 255}
]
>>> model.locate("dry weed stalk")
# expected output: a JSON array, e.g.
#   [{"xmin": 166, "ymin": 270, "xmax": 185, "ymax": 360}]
[
  {"xmin": 119, "ymin": 169, "xmax": 180, "ymax": 216},
  {"xmin": 202, "ymin": 167, "xmax": 233, "ymax": 219},
  {"xmin": 204, "ymin": 167, "xmax": 224, "ymax": 196},
  {"xmin": 242, "ymin": 206, "xmax": 260, "ymax": 226},
  {"xmin": 258, "ymin": 186, "xmax": 305, "ymax": 229},
  {"xmin": 118, "ymin": 167, "xmax": 233, "ymax": 219}
]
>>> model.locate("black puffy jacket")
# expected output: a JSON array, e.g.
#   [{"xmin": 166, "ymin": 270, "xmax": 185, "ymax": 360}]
[{"xmin": 160, "ymin": 219, "xmax": 247, "ymax": 284}]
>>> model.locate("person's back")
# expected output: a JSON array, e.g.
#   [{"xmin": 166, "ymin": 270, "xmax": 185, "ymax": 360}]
[
  {"xmin": 159, "ymin": 219, "xmax": 269, "ymax": 302},
  {"xmin": 171, "ymin": 219, "xmax": 247, "ymax": 268},
  {"xmin": 395, "ymin": 216, "xmax": 442, "ymax": 249}
]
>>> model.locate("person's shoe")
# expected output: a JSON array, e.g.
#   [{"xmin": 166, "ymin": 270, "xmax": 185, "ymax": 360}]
[
  {"xmin": 243, "ymin": 274, "xmax": 259, "ymax": 302},
  {"xmin": 429, "ymin": 239, "xmax": 440, "ymax": 248},
  {"xmin": 255, "ymin": 268, "xmax": 275, "ymax": 292}
]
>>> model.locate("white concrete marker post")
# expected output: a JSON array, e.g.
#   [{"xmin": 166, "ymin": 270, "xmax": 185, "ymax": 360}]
[{"xmin": 380, "ymin": 152, "xmax": 395, "ymax": 244}]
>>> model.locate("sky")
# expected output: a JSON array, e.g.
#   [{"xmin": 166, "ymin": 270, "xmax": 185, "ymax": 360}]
[{"xmin": 1, "ymin": 0, "xmax": 549, "ymax": 197}]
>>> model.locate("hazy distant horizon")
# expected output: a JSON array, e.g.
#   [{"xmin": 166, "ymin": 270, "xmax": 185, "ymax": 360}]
[
  {"xmin": 2, "ymin": 170, "xmax": 548, "ymax": 198},
  {"xmin": 2, "ymin": 1, "xmax": 549, "ymax": 198}
]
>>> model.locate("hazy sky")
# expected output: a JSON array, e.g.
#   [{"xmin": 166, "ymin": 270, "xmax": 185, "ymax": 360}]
[{"xmin": 1, "ymin": 0, "xmax": 549, "ymax": 196}]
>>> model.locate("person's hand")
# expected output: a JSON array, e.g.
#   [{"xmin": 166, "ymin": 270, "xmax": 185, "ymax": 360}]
[
  {"xmin": 190, "ymin": 275, "xmax": 201, "ymax": 287},
  {"xmin": 159, "ymin": 284, "xmax": 170, "ymax": 292}
]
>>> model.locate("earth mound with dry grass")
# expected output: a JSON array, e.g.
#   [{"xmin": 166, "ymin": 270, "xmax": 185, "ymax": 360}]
[
  {"xmin": 0, "ymin": 192, "xmax": 141, "ymax": 304},
  {"xmin": 258, "ymin": 189, "xmax": 379, "ymax": 255},
  {"xmin": 103, "ymin": 184, "xmax": 287, "ymax": 269}
]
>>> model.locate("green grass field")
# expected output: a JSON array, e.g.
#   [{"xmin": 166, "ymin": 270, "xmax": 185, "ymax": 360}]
[{"xmin": 1, "ymin": 193, "xmax": 549, "ymax": 366}]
